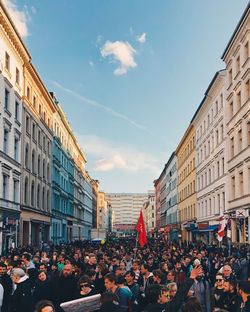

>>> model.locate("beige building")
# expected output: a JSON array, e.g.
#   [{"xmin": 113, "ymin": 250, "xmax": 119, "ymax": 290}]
[
  {"xmin": 176, "ymin": 125, "xmax": 196, "ymax": 241},
  {"xmin": 223, "ymin": 4, "xmax": 250, "ymax": 243},
  {"xmin": 142, "ymin": 191, "xmax": 155, "ymax": 235},
  {"xmin": 192, "ymin": 70, "xmax": 227, "ymax": 243},
  {"xmin": 106, "ymin": 193, "xmax": 147, "ymax": 233}
]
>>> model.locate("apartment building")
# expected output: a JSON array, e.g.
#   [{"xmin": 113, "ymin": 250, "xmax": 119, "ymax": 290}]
[
  {"xmin": 222, "ymin": 4, "xmax": 250, "ymax": 243},
  {"xmin": 192, "ymin": 71, "xmax": 227, "ymax": 243}
]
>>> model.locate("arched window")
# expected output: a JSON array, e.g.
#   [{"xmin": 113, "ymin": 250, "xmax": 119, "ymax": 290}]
[
  {"xmin": 31, "ymin": 181, "xmax": 35, "ymax": 206},
  {"xmin": 37, "ymin": 184, "xmax": 40, "ymax": 208},
  {"xmin": 25, "ymin": 144, "xmax": 29, "ymax": 169},
  {"xmin": 38, "ymin": 155, "xmax": 41, "ymax": 176},
  {"xmin": 47, "ymin": 190, "xmax": 50, "ymax": 211},
  {"xmin": 32, "ymin": 150, "xmax": 35, "ymax": 173},
  {"xmin": 24, "ymin": 177, "xmax": 28, "ymax": 204},
  {"xmin": 42, "ymin": 187, "xmax": 45, "ymax": 210}
]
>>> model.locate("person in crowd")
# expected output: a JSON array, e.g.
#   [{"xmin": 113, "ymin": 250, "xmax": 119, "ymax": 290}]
[
  {"xmin": 183, "ymin": 296, "xmax": 202, "ymax": 312},
  {"xmin": 34, "ymin": 300, "xmax": 55, "ymax": 312},
  {"xmin": 10, "ymin": 268, "xmax": 32, "ymax": 312},
  {"xmin": 33, "ymin": 270, "xmax": 52, "ymax": 305},
  {"xmin": 21, "ymin": 253, "xmax": 35, "ymax": 270},
  {"xmin": 174, "ymin": 261, "xmax": 186, "ymax": 286},
  {"xmin": 104, "ymin": 272, "xmax": 131, "ymax": 311},
  {"xmin": 86, "ymin": 254, "xmax": 97, "ymax": 272},
  {"xmin": 99, "ymin": 291, "xmax": 123, "ymax": 312},
  {"xmin": 222, "ymin": 280, "xmax": 238, "ymax": 312},
  {"xmin": 51, "ymin": 263, "xmax": 77, "ymax": 312},
  {"xmin": 237, "ymin": 281, "xmax": 250, "ymax": 312},
  {"xmin": 211, "ymin": 273, "xmax": 225, "ymax": 311},
  {"xmin": 77, "ymin": 275, "xmax": 97, "ymax": 298},
  {"xmin": 182, "ymin": 256, "xmax": 192, "ymax": 278},
  {"xmin": 153, "ymin": 269, "xmax": 165, "ymax": 285},
  {"xmin": 0, "ymin": 262, "xmax": 13, "ymax": 312},
  {"xmin": 166, "ymin": 271, "xmax": 175, "ymax": 285},
  {"xmin": 125, "ymin": 270, "xmax": 140, "ymax": 311},
  {"xmin": 132, "ymin": 260, "xmax": 141, "ymax": 283},
  {"xmin": 221, "ymin": 265, "xmax": 235, "ymax": 281},
  {"xmin": 167, "ymin": 282, "xmax": 178, "ymax": 301}
]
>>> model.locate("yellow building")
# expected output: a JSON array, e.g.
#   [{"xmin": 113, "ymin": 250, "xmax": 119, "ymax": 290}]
[{"xmin": 176, "ymin": 124, "xmax": 196, "ymax": 241}]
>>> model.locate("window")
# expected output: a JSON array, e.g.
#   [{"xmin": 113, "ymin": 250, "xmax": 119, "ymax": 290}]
[
  {"xmin": 216, "ymin": 129, "xmax": 219, "ymax": 146},
  {"xmin": 47, "ymin": 164, "xmax": 50, "ymax": 182},
  {"xmin": 217, "ymin": 161, "xmax": 220, "ymax": 178},
  {"xmin": 220, "ymin": 93, "xmax": 223, "ymax": 107},
  {"xmin": 38, "ymin": 155, "xmax": 41, "ymax": 176},
  {"xmin": 27, "ymin": 86, "xmax": 30, "ymax": 100},
  {"xmin": 16, "ymin": 68, "xmax": 20, "ymax": 85},
  {"xmin": 215, "ymin": 101, "xmax": 218, "ymax": 114},
  {"xmin": 3, "ymin": 129, "xmax": 8, "ymax": 154},
  {"xmin": 47, "ymin": 190, "xmax": 50, "ymax": 211},
  {"xmin": 47, "ymin": 141, "xmax": 50, "ymax": 155},
  {"xmin": 31, "ymin": 181, "xmax": 35, "ymax": 206},
  {"xmin": 238, "ymin": 129, "xmax": 242, "ymax": 152},
  {"xmin": 33, "ymin": 96, "xmax": 36, "ymax": 108},
  {"xmin": 231, "ymin": 176, "xmax": 235, "ymax": 199},
  {"xmin": 4, "ymin": 88, "xmax": 9, "ymax": 110},
  {"xmin": 42, "ymin": 187, "xmax": 45, "ymax": 210},
  {"xmin": 245, "ymin": 41, "xmax": 249, "ymax": 62},
  {"xmin": 14, "ymin": 137, "xmax": 19, "ymax": 161},
  {"xmin": 246, "ymin": 80, "xmax": 250, "ymax": 102},
  {"xmin": 37, "ymin": 185, "xmax": 40, "ymax": 208},
  {"xmin": 237, "ymin": 91, "xmax": 241, "ymax": 110},
  {"xmin": 236, "ymin": 56, "xmax": 240, "ymax": 74},
  {"xmin": 248, "ymin": 122, "xmax": 250, "ymax": 146},
  {"xmin": 229, "ymin": 100, "xmax": 234, "ymax": 119},
  {"xmin": 231, "ymin": 137, "xmax": 234, "ymax": 158},
  {"xmin": 5, "ymin": 52, "xmax": 10, "ymax": 71},
  {"xmin": 24, "ymin": 177, "xmax": 28, "ymax": 204},
  {"xmin": 43, "ymin": 159, "xmax": 45, "ymax": 179},
  {"xmin": 3, "ymin": 175, "xmax": 8, "ymax": 199},
  {"xmin": 221, "ymin": 124, "xmax": 224, "ymax": 140},
  {"xmin": 25, "ymin": 144, "xmax": 29, "ymax": 168},
  {"xmin": 26, "ymin": 116, "xmax": 30, "ymax": 134},
  {"xmin": 239, "ymin": 172, "xmax": 244, "ymax": 196},
  {"xmin": 32, "ymin": 150, "xmax": 35, "ymax": 173},
  {"xmin": 13, "ymin": 180, "xmax": 18, "ymax": 202},
  {"xmin": 222, "ymin": 158, "xmax": 225, "ymax": 174},
  {"xmin": 38, "ymin": 130, "xmax": 41, "ymax": 145},
  {"xmin": 228, "ymin": 68, "xmax": 232, "ymax": 86},
  {"xmin": 32, "ymin": 123, "xmax": 36, "ymax": 140},
  {"xmin": 15, "ymin": 101, "xmax": 19, "ymax": 121}
]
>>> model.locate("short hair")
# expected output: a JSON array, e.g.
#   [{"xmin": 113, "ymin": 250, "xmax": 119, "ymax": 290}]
[
  {"xmin": 101, "ymin": 291, "xmax": 119, "ymax": 306},
  {"xmin": 11, "ymin": 268, "xmax": 25, "ymax": 278},
  {"xmin": 86, "ymin": 269, "xmax": 96, "ymax": 278},
  {"xmin": 224, "ymin": 279, "xmax": 236, "ymax": 289},
  {"xmin": 167, "ymin": 282, "xmax": 177, "ymax": 290},
  {"xmin": 132, "ymin": 260, "xmax": 140, "ymax": 265},
  {"xmin": 145, "ymin": 284, "xmax": 161, "ymax": 304},
  {"xmin": 125, "ymin": 270, "xmax": 135, "ymax": 278},
  {"xmin": 22, "ymin": 253, "xmax": 31, "ymax": 261},
  {"xmin": 141, "ymin": 263, "xmax": 150, "ymax": 271},
  {"xmin": 238, "ymin": 281, "xmax": 250, "ymax": 294},
  {"xmin": 104, "ymin": 272, "xmax": 116, "ymax": 283},
  {"xmin": 34, "ymin": 300, "xmax": 55, "ymax": 312},
  {"xmin": 153, "ymin": 269, "xmax": 164, "ymax": 281},
  {"xmin": 116, "ymin": 274, "xmax": 125, "ymax": 285},
  {"xmin": 78, "ymin": 275, "xmax": 92, "ymax": 287}
]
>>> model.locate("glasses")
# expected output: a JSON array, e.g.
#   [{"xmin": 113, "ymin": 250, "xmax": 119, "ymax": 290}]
[
  {"xmin": 216, "ymin": 279, "xmax": 223, "ymax": 281},
  {"xmin": 80, "ymin": 284, "xmax": 89, "ymax": 288}
]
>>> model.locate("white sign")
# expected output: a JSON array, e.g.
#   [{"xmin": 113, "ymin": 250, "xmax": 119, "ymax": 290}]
[
  {"xmin": 236, "ymin": 209, "xmax": 249, "ymax": 218},
  {"xmin": 60, "ymin": 294, "xmax": 101, "ymax": 312}
]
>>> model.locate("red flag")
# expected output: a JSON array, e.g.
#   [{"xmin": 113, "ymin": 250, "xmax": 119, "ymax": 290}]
[
  {"xmin": 218, "ymin": 215, "xmax": 227, "ymax": 241},
  {"xmin": 136, "ymin": 210, "xmax": 147, "ymax": 247}
]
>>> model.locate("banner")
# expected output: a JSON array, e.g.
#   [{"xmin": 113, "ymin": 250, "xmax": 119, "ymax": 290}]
[{"xmin": 136, "ymin": 210, "xmax": 147, "ymax": 247}]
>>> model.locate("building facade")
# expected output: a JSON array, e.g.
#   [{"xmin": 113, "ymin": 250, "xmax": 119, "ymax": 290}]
[
  {"xmin": 176, "ymin": 125, "xmax": 196, "ymax": 242},
  {"xmin": 106, "ymin": 193, "xmax": 148, "ymax": 233},
  {"xmin": 165, "ymin": 153, "xmax": 178, "ymax": 240},
  {"xmin": 223, "ymin": 4, "xmax": 250, "ymax": 243},
  {"xmin": 0, "ymin": 4, "xmax": 29, "ymax": 252},
  {"xmin": 192, "ymin": 71, "xmax": 227, "ymax": 243},
  {"xmin": 142, "ymin": 191, "xmax": 155, "ymax": 235}
]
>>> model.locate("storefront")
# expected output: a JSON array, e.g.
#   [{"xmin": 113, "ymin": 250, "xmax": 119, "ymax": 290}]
[
  {"xmin": 194, "ymin": 222, "xmax": 218, "ymax": 244},
  {"xmin": 0, "ymin": 210, "xmax": 20, "ymax": 254}
]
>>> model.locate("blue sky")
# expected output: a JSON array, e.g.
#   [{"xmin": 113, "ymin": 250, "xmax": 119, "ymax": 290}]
[{"xmin": 4, "ymin": 0, "xmax": 249, "ymax": 192}]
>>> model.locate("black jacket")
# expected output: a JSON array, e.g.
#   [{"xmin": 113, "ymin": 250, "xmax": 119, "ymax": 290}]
[
  {"xmin": 10, "ymin": 278, "xmax": 32, "ymax": 312},
  {"xmin": 0, "ymin": 273, "xmax": 13, "ymax": 312},
  {"xmin": 33, "ymin": 279, "xmax": 52, "ymax": 304}
]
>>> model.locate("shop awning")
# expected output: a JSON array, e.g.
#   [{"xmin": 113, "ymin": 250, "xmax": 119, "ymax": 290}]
[{"xmin": 192, "ymin": 224, "xmax": 218, "ymax": 232}]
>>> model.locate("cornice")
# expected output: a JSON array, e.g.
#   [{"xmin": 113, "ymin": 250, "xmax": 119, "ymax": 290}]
[{"xmin": 0, "ymin": 5, "xmax": 31, "ymax": 64}]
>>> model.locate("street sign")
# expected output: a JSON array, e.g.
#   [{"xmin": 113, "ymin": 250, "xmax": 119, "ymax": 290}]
[{"xmin": 236, "ymin": 209, "xmax": 249, "ymax": 218}]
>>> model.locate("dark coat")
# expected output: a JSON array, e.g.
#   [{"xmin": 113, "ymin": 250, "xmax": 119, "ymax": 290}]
[
  {"xmin": 0, "ymin": 273, "xmax": 13, "ymax": 312},
  {"xmin": 10, "ymin": 278, "xmax": 32, "ymax": 312},
  {"xmin": 33, "ymin": 279, "xmax": 52, "ymax": 304}
]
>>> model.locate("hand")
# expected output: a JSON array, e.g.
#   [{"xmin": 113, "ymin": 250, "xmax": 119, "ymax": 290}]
[{"xmin": 190, "ymin": 265, "xmax": 203, "ymax": 280}]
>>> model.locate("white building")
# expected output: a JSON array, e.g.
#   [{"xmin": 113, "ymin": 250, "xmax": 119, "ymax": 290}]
[
  {"xmin": 222, "ymin": 4, "xmax": 250, "ymax": 243},
  {"xmin": 0, "ymin": 5, "xmax": 29, "ymax": 252},
  {"xmin": 142, "ymin": 191, "xmax": 155, "ymax": 235},
  {"xmin": 106, "ymin": 193, "xmax": 148, "ymax": 233},
  {"xmin": 192, "ymin": 70, "xmax": 227, "ymax": 243}
]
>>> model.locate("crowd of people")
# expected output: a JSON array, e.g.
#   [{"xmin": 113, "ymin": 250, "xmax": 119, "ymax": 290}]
[{"xmin": 0, "ymin": 238, "xmax": 249, "ymax": 312}]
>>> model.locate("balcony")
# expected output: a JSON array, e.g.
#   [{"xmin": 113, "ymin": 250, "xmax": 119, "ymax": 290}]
[{"xmin": 0, "ymin": 198, "xmax": 20, "ymax": 211}]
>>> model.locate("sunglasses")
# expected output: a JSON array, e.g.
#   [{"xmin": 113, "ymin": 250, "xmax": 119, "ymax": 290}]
[
  {"xmin": 80, "ymin": 284, "xmax": 89, "ymax": 288},
  {"xmin": 216, "ymin": 279, "xmax": 223, "ymax": 281}
]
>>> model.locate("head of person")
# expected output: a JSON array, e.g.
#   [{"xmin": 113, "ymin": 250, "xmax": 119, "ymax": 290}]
[
  {"xmin": 104, "ymin": 272, "xmax": 117, "ymax": 291},
  {"xmin": 140, "ymin": 263, "xmax": 150, "ymax": 275},
  {"xmin": 119, "ymin": 261, "xmax": 126, "ymax": 270},
  {"xmin": 183, "ymin": 296, "xmax": 202, "ymax": 312},
  {"xmin": 89, "ymin": 254, "xmax": 97, "ymax": 265},
  {"xmin": 112, "ymin": 257, "xmax": 119, "ymax": 267},
  {"xmin": 167, "ymin": 282, "xmax": 178, "ymax": 299},
  {"xmin": 78, "ymin": 275, "xmax": 92, "ymax": 294},
  {"xmin": 223, "ymin": 265, "xmax": 232, "ymax": 278},
  {"xmin": 33, "ymin": 255, "xmax": 40, "ymax": 264},
  {"xmin": 34, "ymin": 300, "xmax": 55, "ymax": 312},
  {"xmin": 11, "ymin": 268, "xmax": 26, "ymax": 284},
  {"xmin": 160, "ymin": 262, "xmax": 168, "ymax": 272},
  {"xmin": 132, "ymin": 260, "xmax": 140, "ymax": 271},
  {"xmin": 21, "ymin": 253, "xmax": 31, "ymax": 264},
  {"xmin": 184, "ymin": 255, "xmax": 191, "ymax": 265},
  {"xmin": 116, "ymin": 274, "xmax": 125, "ymax": 287},
  {"xmin": 86, "ymin": 269, "xmax": 96, "ymax": 281},
  {"xmin": 39, "ymin": 263, "xmax": 47, "ymax": 271},
  {"xmin": 62, "ymin": 263, "xmax": 73, "ymax": 277},
  {"xmin": 125, "ymin": 270, "xmax": 135, "ymax": 285},
  {"xmin": 115, "ymin": 267, "xmax": 124, "ymax": 276},
  {"xmin": 147, "ymin": 256, "xmax": 154, "ymax": 266},
  {"xmin": 223, "ymin": 280, "xmax": 236, "ymax": 293},
  {"xmin": 125, "ymin": 253, "xmax": 131, "ymax": 262},
  {"xmin": 167, "ymin": 270, "xmax": 175, "ymax": 282},
  {"xmin": 145, "ymin": 284, "xmax": 161, "ymax": 304},
  {"xmin": 38, "ymin": 270, "xmax": 47, "ymax": 282},
  {"xmin": 158, "ymin": 285, "xmax": 171, "ymax": 304},
  {"xmin": 100, "ymin": 291, "xmax": 119, "ymax": 309},
  {"xmin": 0, "ymin": 262, "xmax": 7, "ymax": 275},
  {"xmin": 153, "ymin": 269, "xmax": 164, "ymax": 284},
  {"xmin": 237, "ymin": 281, "xmax": 250, "ymax": 300},
  {"xmin": 174, "ymin": 261, "xmax": 182, "ymax": 271},
  {"xmin": 215, "ymin": 273, "xmax": 224, "ymax": 288}
]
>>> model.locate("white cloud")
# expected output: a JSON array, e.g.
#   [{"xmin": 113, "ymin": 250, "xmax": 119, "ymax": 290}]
[
  {"xmin": 77, "ymin": 134, "xmax": 160, "ymax": 175},
  {"xmin": 51, "ymin": 80, "xmax": 151, "ymax": 134},
  {"xmin": 2, "ymin": 0, "xmax": 30, "ymax": 38},
  {"xmin": 101, "ymin": 40, "xmax": 137, "ymax": 75},
  {"xmin": 137, "ymin": 32, "xmax": 146, "ymax": 44}
]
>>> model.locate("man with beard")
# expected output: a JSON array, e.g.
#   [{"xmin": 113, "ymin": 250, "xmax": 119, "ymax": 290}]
[
  {"xmin": 222, "ymin": 280, "xmax": 238, "ymax": 312},
  {"xmin": 237, "ymin": 281, "xmax": 250, "ymax": 312},
  {"xmin": 51, "ymin": 263, "xmax": 77, "ymax": 312}
]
